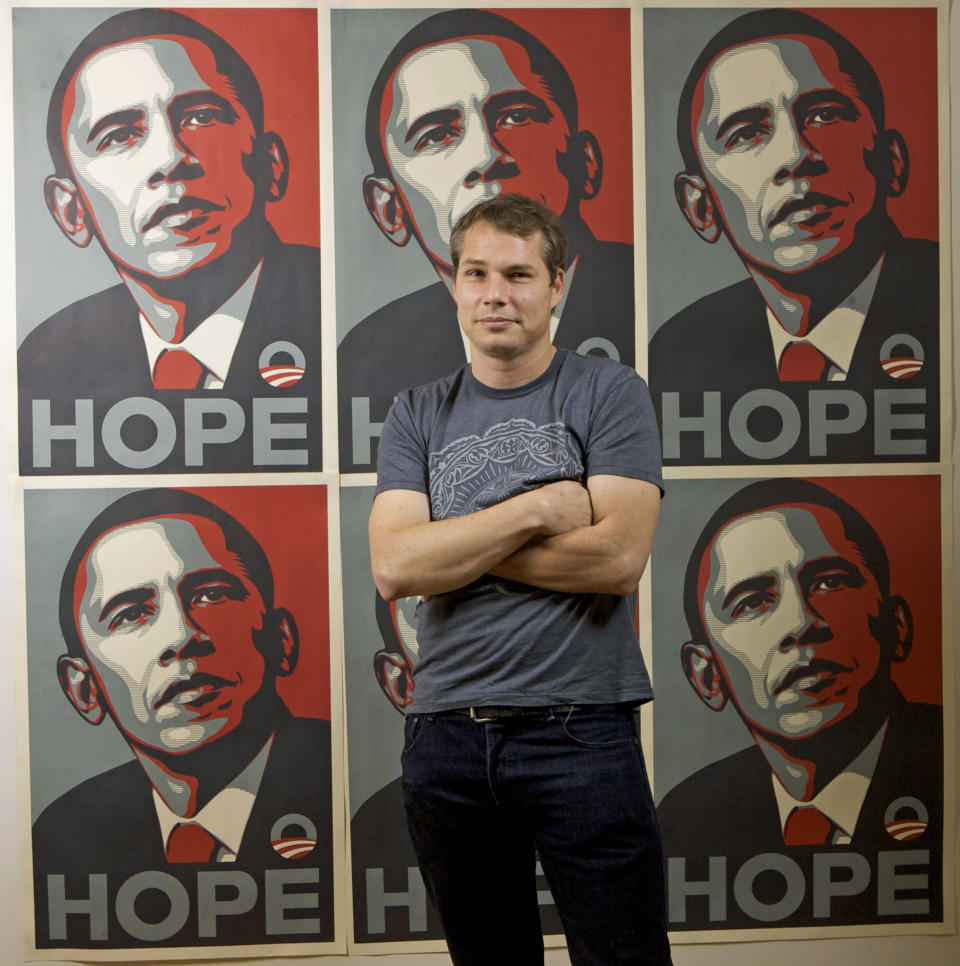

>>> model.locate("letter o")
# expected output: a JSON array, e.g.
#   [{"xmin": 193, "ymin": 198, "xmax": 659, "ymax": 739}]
[
  {"xmin": 729, "ymin": 390, "xmax": 801, "ymax": 459},
  {"xmin": 733, "ymin": 853, "xmax": 805, "ymax": 922},
  {"xmin": 115, "ymin": 871, "xmax": 189, "ymax": 941},
  {"xmin": 102, "ymin": 397, "xmax": 176, "ymax": 469}
]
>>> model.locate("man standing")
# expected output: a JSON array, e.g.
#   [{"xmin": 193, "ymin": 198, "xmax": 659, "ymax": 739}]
[
  {"xmin": 649, "ymin": 9, "xmax": 938, "ymax": 464},
  {"xmin": 32, "ymin": 488, "xmax": 333, "ymax": 948},
  {"xmin": 657, "ymin": 479, "xmax": 942, "ymax": 927},
  {"xmin": 369, "ymin": 194, "xmax": 670, "ymax": 963},
  {"xmin": 339, "ymin": 9, "xmax": 634, "ymax": 471},
  {"xmin": 18, "ymin": 9, "xmax": 321, "ymax": 474}
]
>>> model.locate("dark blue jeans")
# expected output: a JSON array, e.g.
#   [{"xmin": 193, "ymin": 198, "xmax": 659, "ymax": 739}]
[{"xmin": 401, "ymin": 705, "xmax": 672, "ymax": 965}]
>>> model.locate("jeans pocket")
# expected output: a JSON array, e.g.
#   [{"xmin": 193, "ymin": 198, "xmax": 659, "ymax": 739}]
[
  {"xmin": 402, "ymin": 713, "xmax": 424, "ymax": 754},
  {"xmin": 556, "ymin": 708, "xmax": 638, "ymax": 748}
]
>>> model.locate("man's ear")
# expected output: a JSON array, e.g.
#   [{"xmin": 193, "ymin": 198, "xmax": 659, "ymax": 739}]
[
  {"xmin": 874, "ymin": 595, "xmax": 913, "ymax": 664},
  {"xmin": 259, "ymin": 132, "xmax": 289, "ymax": 203},
  {"xmin": 680, "ymin": 641, "xmax": 728, "ymax": 711},
  {"xmin": 44, "ymin": 176, "xmax": 93, "ymax": 248},
  {"xmin": 675, "ymin": 172, "xmax": 722, "ymax": 243},
  {"xmin": 873, "ymin": 129, "xmax": 909, "ymax": 198},
  {"xmin": 271, "ymin": 607, "xmax": 299, "ymax": 677},
  {"xmin": 559, "ymin": 130, "xmax": 603, "ymax": 200},
  {"xmin": 373, "ymin": 649, "xmax": 414, "ymax": 713},
  {"xmin": 362, "ymin": 175, "xmax": 410, "ymax": 247},
  {"xmin": 56, "ymin": 655, "xmax": 105, "ymax": 725}
]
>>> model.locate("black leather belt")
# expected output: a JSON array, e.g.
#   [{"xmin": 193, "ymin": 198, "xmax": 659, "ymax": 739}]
[{"xmin": 455, "ymin": 705, "xmax": 578, "ymax": 722}]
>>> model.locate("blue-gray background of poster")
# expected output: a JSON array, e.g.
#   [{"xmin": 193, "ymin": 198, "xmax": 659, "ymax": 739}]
[
  {"xmin": 341, "ymin": 485, "xmax": 405, "ymax": 815},
  {"xmin": 12, "ymin": 7, "xmax": 132, "ymax": 346},
  {"xmin": 643, "ymin": 6, "xmax": 751, "ymax": 342},
  {"xmin": 25, "ymin": 487, "xmax": 140, "ymax": 820}
]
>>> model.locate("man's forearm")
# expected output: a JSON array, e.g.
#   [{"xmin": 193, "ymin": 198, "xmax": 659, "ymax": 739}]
[
  {"xmin": 489, "ymin": 522, "xmax": 650, "ymax": 596},
  {"xmin": 370, "ymin": 481, "xmax": 592, "ymax": 600}
]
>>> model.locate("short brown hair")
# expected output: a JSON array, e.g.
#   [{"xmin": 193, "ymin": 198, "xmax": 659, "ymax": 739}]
[{"xmin": 450, "ymin": 194, "xmax": 568, "ymax": 282}]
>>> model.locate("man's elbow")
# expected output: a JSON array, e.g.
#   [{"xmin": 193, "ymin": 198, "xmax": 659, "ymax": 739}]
[
  {"xmin": 605, "ymin": 548, "xmax": 650, "ymax": 596},
  {"xmin": 370, "ymin": 557, "xmax": 409, "ymax": 602}
]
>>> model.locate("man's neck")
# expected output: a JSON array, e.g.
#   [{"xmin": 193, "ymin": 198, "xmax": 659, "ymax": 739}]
[
  {"xmin": 118, "ymin": 218, "xmax": 271, "ymax": 343},
  {"xmin": 471, "ymin": 341, "xmax": 557, "ymax": 389},
  {"xmin": 747, "ymin": 212, "xmax": 897, "ymax": 337},
  {"xmin": 751, "ymin": 677, "xmax": 899, "ymax": 800}
]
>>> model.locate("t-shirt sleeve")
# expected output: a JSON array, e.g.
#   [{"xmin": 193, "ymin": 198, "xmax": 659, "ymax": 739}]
[
  {"xmin": 584, "ymin": 369, "xmax": 663, "ymax": 493},
  {"xmin": 375, "ymin": 393, "xmax": 430, "ymax": 496}
]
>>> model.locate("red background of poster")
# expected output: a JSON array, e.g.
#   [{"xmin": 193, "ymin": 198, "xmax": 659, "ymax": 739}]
[
  {"xmin": 496, "ymin": 8, "xmax": 633, "ymax": 244},
  {"xmin": 801, "ymin": 7, "xmax": 939, "ymax": 241},
  {"xmin": 807, "ymin": 475, "xmax": 942, "ymax": 706},
  {"xmin": 174, "ymin": 7, "xmax": 321, "ymax": 247},
  {"xmin": 181, "ymin": 484, "xmax": 330, "ymax": 720}
]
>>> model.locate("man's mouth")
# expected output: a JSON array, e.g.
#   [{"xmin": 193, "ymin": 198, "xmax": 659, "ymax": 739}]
[
  {"xmin": 769, "ymin": 193, "xmax": 847, "ymax": 230},
  {"xmin": 142, "ymin": 197, "xmax": 223, "ymax": 234},
  {"xmin": 477, "ymin": 316, "xmax": 517, "ymax": 329},
  {"xmin": 774, "ymin": 659, "xmax": 850, "ymax": 696},
  {"xmin": 154, "ymin": 673, "xmax": 234, "ymax": 709}
]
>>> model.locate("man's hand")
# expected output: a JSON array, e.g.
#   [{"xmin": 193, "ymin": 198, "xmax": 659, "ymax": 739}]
[{"xmin": 534, "ymin": 480, "xmax": 593, "ymax": 534}]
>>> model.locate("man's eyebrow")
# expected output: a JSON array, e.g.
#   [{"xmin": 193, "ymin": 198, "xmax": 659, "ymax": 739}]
[
  {"xmin": 793, "ymin": 88, "xmax": 860, "ymax": 118},
  {"xmin": 714, "ymin": 105, "xmax": 768, "ymax": 142},
  {"xmin": 720, "ymin": 574, "xmax": 775, "ymax": 610},
  {"xmin": 169, "ymin": 90, "xmax": 240, "ymax": 124},
  {"xmin": 179, "ymin": 568, "xmax": 249, "ymax": 599},
  {"xmin": 87, "ymin": 108, "xmax": 143, "ymax": 144},
  {"xmin": 798, "ymin": 556, "xmax": 866, "ymax": 585},
  {"xmin": 98, "ymin": 586, "xmax": 153, "ymax": 622},
  {"xmin": 404, "ymin": 107, "xmax": 459, "ymax": 144}
]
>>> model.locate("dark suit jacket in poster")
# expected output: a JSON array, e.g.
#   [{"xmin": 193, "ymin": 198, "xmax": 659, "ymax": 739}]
[
  {"xmin": 350, "ymin": 776, "xmax": 564, "ymax": 943},
  {"xmin": 648, "ymin": 236, "xmax": 940, "ymax": 465},
  {"xmin": 656, "ymin": 699, "xmax": 943, "ymax": 929},
  {"xmin": 337, "ymin": 235, "xmax": 634, "ymax": 472},
  {"xmin": 32, "ymin": 713, "xmax": 334, "ymax": 949},
  {"xmin": 17, "ymin": 234, "xmax": 322, "ymax": 475}
]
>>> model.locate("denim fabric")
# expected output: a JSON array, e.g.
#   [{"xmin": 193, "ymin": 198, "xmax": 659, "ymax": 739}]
[{"xmin": 401, "ymin": 706, "xmax": 672, "ymax": 965}]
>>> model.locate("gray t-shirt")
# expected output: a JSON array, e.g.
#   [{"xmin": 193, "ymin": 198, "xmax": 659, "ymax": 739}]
[{"xmin": 376, "ymin": 349, "xmax": 663, "ymax": 713}]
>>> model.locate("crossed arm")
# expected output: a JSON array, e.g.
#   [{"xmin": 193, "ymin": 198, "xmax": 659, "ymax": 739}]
[{"xmin": 369, "ymin": 475, "xmax": 661, "ymax": 601}]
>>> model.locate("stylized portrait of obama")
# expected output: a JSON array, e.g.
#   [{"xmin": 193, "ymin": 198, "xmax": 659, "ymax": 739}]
[
  {"xmin": 646, "ymin": 8, "xmax": 940, "ymax": 466},
  {"xmin": 336, "ymin": 8, "xmax": 635, "ymax": 472},
  {"xmin": 15, "ymin": 8, "xmax": 322, "ymax": 475},
  {"xmin": 29, "ymin": 488, "xmax": 334, "ymax": 951},
  {"xmin": 655, "ymin": 478, "xmax": 943, "ymax": 930}
]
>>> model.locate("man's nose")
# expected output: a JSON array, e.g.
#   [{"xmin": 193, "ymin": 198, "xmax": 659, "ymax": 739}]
[
  {"xmin": 146, "ymin": 119, "xmax": 201, "ymax": 187},
  {"xmin": 462, "ymin": 117, "xmax": 515, "ymax": 188},
  {"xmin": 777, "ymin": 582, "xmax": 827, "ymax": 650},
  {"xmin": 158, "ymin": 601, "xmax": 212, "ymax": 664},
  {"xmin": 772, "ymin": 119, "xmax": 824, "ymax": 184}
]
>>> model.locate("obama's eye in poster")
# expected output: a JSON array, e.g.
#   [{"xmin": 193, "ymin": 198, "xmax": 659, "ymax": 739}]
[
  {"xmin": 653, "ymin": 475, "xmax": 944, "ymax": 933},
  {"xmin": 333, "ymin": 7, "xmax": 636, "ymax": 474},
  {"xmin": 23, "ymin": 485, "xmax": 338, "ymax": 955},
  {"xmin": 644, "ymin": 7, "xmax": 943, "ymax": 467},
  {"xmin": 14, "ymin": 7, "xmax": 322, "ymax": 476}
]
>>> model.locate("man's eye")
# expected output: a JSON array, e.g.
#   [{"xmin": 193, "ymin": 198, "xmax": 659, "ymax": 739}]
[
  {"xmin": 107, "ymin": 603, "xmax": 154, "ymax": 631},
  {"xmin": 729, "ymin": 591, "xmax": 775, "ymax": 620},
  {"xmin": 414, "ymin": 124, "xmax": 462, "ymax": 153},
  {"xmin": 724, "ymin": 121, "xmax": 769, "ymax": 150},
  {"xmin": 809, "ymin": 572, "xmax": 853, "ymax": 595},
  {"xmin": 180, "ymin": 107, "xmax": 224, "ymax": 130},
  {"xmin": 97, "ymin": 124, "xmax": 145, "ymax": 152},
  {"xmin": 191, "ymin": 585, "xmax": 237, "ymax": 607},
  {"xmin": 804, "ymin": 104, "xmax": 853, "ymax": 127},
  {"xmin": 495, "ymin": 106, "xmax": 541, "ymax": 130}
]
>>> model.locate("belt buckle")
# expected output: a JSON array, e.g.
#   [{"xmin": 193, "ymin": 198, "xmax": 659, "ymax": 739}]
[{"xmin": 468, "ymin": 706, "xmax": 497, "ymax": 723}]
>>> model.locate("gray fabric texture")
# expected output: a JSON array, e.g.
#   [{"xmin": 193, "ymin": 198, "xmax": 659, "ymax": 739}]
[{"xmin": 376, "ymin": 349, "xmax": 663, "ymax": 713}]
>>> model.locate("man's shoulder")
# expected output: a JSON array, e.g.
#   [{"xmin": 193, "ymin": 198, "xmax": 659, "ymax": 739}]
[{"xmin": 18, "ymin": 285, "xmax": 135, "ymax": 368}]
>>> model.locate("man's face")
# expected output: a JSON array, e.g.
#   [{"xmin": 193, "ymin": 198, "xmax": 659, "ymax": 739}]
[
  {"xmin": 693, "ymin": 36, "xmax": 880, "ymax": 273},
  {"xmin": 382, "ymin": 36, "xmax": 571, "ymax": 266},
  {"xmin": 75, "ymin": 515, "xmax": 272, "ymax": 755},
  {"xmin": 63, "ymin": 36, "xmax": 260, "ymax": 279},
  {"xmin": 453, "ymin": 221, "xmax": 563, "ymax": 361},
  {"xmin": 699, "ymin": 504, "xmax": 885, "ymax": 740}
]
